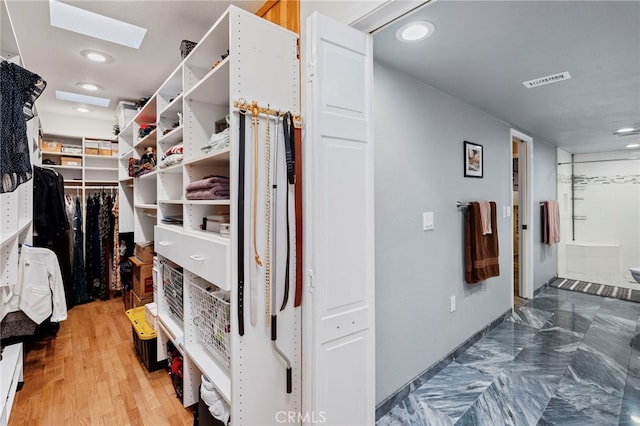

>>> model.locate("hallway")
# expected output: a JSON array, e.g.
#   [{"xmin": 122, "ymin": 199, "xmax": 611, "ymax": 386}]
[{"xmin": 378, "ymin": 287, "xmax": 640, "ymax": 425}]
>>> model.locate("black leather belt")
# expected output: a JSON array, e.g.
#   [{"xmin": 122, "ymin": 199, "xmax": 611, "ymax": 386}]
[
  {"xmin": 280, "ymin": 112, "xmax": 296, "ymax": 310},
  {"xmin": 238, "ymin": 112, "xmax": 246, "ymax": 336}
]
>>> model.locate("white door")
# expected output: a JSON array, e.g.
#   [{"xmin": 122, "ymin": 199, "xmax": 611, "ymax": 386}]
[{"xmin": 304, "ymin": 12, "xmax": 375, "ymax": 426}]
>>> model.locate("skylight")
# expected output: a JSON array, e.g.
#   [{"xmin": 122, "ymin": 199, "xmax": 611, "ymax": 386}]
[
  {"xmin": 56, "ymin": 90, "xmax": 111, "ymax": 107},
  {"xmin": 49, "ymin": 0, "xmax": 147, "ymax": 49}
]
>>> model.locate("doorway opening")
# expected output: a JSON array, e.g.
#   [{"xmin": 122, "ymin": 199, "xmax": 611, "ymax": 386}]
[{"xmin": 511, "ymin": 129, "xmax": 534, "ymax": 304}]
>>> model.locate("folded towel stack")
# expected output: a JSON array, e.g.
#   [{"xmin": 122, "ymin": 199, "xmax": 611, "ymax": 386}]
[
  {"xmin": 186, "ymin": 175, "xmax": 230, "ymax": 200},
  {"xmin": 200, "ymin": 374, "xmax": 230, "ymax": 424},
  {"xmin": 202, "ymin": 128, "xmax": 230, "ymax": 154},
  {"xmin": 158, "ymin": 144, "xmax": 184, "ymax": 169}
]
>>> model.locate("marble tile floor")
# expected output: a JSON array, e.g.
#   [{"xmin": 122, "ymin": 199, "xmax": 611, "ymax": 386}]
[{"xmin": 377, "ymin": 287, "xmax": 640, "ymax": 425}]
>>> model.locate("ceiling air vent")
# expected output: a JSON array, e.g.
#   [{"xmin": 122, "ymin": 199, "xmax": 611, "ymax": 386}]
[{"xmin": 522, "ymin": 72, "xmax": 571, "ymax": 88}]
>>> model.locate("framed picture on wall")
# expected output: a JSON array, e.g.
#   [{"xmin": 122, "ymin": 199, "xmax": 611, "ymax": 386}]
[{"xmin": 464, "ymin": 141, "xmax": 483, "ymax": 178}]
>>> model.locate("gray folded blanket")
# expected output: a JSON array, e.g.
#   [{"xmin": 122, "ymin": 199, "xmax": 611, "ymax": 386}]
[
  {"xmin": 186, "ymin": 175, "xmax": 230, "ymax": 191},
  {"xmin": 186, "ymin": 186, "xmax": 230, "ymax": 200}
]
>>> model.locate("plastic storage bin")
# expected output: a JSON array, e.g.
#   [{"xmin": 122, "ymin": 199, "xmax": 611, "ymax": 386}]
[{"xmin": 126, "ymin": 307, "xmax": 163, "ymax": 372}]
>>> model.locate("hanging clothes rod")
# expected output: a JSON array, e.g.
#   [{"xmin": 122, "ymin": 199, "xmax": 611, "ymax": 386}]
[{"xmin": 233, "ymin": 99, "xmax": 302, "ymax": 127}]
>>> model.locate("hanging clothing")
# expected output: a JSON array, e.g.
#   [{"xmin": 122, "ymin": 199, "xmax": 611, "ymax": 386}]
[
  {"xmin": 65, "ymin": 194, "xmax": 75, "ymax": 268},
  {"xmin": 111, "ymin": 195, "xmax": 122, "ymax": 291},
  {"xmin": 32, "ymin": 166, "xmax": 74, "ymax": 309},
  {"xmin": 73, "ymin": 196, "xmax": 91, "ymax": 304},
  {"xmin": 0, "ymin": 60, "xmax": 46, "ymax": 193},
  {"xmin": 5, "ymin": 246, "xmax": 68, "ymax": 324}
]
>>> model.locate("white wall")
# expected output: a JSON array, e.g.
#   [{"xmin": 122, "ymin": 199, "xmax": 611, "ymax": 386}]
[
  {"xmin": 532, "ymin": 140, "xmax": 558, "ymax": 291},
  {"xmin": 373, "ymin": 62, "xmax": 515, "ymax": 404}
]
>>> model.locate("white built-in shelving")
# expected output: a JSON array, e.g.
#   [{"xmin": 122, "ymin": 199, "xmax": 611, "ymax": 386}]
[{"xmin": 119, "ymin": 6, "xmax": 301, "ymax": 422}]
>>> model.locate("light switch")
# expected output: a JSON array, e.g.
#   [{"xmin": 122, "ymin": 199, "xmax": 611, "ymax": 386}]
[{"xmin": 423, "ymin": 212, "xmax": 434, "ymax": 231}]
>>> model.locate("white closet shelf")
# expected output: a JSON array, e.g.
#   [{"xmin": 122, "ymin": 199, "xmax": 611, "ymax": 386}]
[
  {"xmin": 0, "ymin": 220, "xmax": 32, "ymax": 247},
  {"xmin": 138, "ymin": 170, "xmax": 158, "ymax": 180},
  {"xmin": 158, "ymin": 314, "xmax": 185, "ymax": 354},
  {"xmin": 84, "ymin": 180, "xmax": 118, "ymax": 184},
  {"xmin": 134, "ymin": 95, "xmax": 157, "ymax": 125},
  {"xmin": 158, "ymin": 163, "xmax": 184, "ymax": 174},
  {"xmin": 159, "ymin": 93, "xmax": 183, "ymax": 118},
  {"xmin": 41, "ymin": 151, "xmax": 82, "ymax": 157},
  {"xmin": 186, "ymin": 344, "xmax": 231, "ymax": 403},
  {"xmin": 184, "ymin": 12, "xmax": 229, "ymax": 70},
  {"xmin": 184, "ymin": 200, "xmax": 230, "ymax": 206},
  {"xmin": 158, "ymin": 199, "xmax": 184, "ymax": 204},
  {"xmin": 185, "ymin": 148, "xmax": 230, "ymax": 167},
  {"xmin": 134, "ymin": 129, "xmax": 158, "ymax": 150},
  {"xmin": 157, "ymin": 125, "xmax": 184, "ymax": 146},
  {"xmin": 84, "ymin": 154, "xmax": 118, "ymax": 160},
  {"xmin": 184, "ymin": 228, "xmax": 231, "ymax": 244},
  {"xmin": 119, "ymin": 177, "xmax": 134, "ymax": 183},
  {"xmin": 47, "ymin": 165, "xmax": 82, "ymax": 170},
  {"xmin": 184, "ymin": 57, "xmax": 230, "ymax": 106},
  {"xmin": 85, "ymin": 166, "xmax": 117, "ymax": 171},
  {"xmin": 134, "ymin": 203, "xmax": 158, "ymax": 209}
]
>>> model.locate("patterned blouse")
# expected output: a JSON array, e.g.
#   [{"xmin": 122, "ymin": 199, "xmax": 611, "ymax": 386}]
[{"xmin": 1, "ymin": 60, "xmax": 46, "ymax": 193}]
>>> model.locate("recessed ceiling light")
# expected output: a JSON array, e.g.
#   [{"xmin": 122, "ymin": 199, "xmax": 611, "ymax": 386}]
[
  {"xmin": 49, "ymin": 0, "xmax": 147, "ymax": 49},
  {"xmin": 631, "ymin": 414, "xmax": 640, "ymax": 424},
  {"xmin": 76, "ymin": 107, "xmax": 91, "ymax": 113},
  {"xmin": 625, "ymin": 143, "xmax": 640, "ymax": 148},
  {"xmin": 614, "ymin": 127, "xmax": 640, "ymax": 136},
  {"xmin": 76, "ymin": 82, "xmax": 102, "ymax": 92},
  {"xmin": 80, "ymin": 50, "xmax": 113, "ymax": 63},
  {"xmin": 56, "ymin": 90, "xmax": 110, "ymax": 107},
  {"xmin": 396, "ymin": 21, "xmax": 435, "ymax": 42}
]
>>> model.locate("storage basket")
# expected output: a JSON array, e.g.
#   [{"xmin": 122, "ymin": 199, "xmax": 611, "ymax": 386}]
[
  {"xmin": 190, "ymin": 279, "xmax": 231, "ymax": 370},
  {"xmin": 162, "ymin": 261, "xmax": 184, "ymax": 324},
  {"xmin": 180, "ymin": 40, "xmax": 197, "ymax": 59},
  {"xmin": 125, "ymin": 307, "xmax": 163, "ymax": 372}
]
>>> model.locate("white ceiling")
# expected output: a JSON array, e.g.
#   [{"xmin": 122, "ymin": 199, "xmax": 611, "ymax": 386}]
[
  {"xmin": 373, "ymin": 0, "xmax": 640, "ymax": 154},
  {"xmin": 3, "ymin": 1, "xmax": 639, "ymax": 153},
  {"xmin": 3, "ymin": 0, "xmax": 262, "ymax": 135}
]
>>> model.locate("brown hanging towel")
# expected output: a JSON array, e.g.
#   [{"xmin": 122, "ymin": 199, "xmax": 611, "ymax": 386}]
[{"xmin": 464, "ymin": 201, "xmax": 500, "ymax": 284}]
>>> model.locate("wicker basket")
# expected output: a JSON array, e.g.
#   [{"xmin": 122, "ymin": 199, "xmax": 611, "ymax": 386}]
[{"xmin": 180, "ymin": 40, "xmax": 197, "ymax": 59}]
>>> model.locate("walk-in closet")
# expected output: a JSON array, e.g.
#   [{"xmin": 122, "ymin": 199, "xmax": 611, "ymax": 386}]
[{"xmin": 1, "ymin": 1, "xmax": 307, "ymax": 424}]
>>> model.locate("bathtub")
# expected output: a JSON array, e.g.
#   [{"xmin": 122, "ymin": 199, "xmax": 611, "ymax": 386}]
[{"xmin": 557, "ymin": 241, "xmax": 637, "ymax": 287}]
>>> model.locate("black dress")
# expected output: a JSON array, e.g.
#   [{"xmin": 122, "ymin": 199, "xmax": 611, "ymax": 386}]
[{"xmin": 0, "ymin": 61, "xmax": 46, "ymax": 193}]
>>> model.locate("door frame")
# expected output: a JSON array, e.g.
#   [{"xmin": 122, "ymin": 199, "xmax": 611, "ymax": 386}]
[{"xmin": 511, "ymin": 129, "xmax": 534, "ymax": 300}]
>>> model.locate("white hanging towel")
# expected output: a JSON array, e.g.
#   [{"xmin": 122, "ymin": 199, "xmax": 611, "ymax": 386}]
[{"xmin": 14, "ymin": 246, "xmax": 68, "ymax": 324}]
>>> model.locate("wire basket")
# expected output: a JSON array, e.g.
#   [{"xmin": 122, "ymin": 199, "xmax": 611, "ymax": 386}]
[
  {"xmin": 190, "ymin": 279, "xmax": 231, "ymax": 370},
  {"xmin": 162, "ymin": 261, "xmax": 184, "ymax": 324}
]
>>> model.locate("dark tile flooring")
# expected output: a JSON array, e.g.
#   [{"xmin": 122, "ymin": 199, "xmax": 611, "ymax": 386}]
[{"xmin": 377, "ymin": 287, "xmax": 640, "ymax": 425}]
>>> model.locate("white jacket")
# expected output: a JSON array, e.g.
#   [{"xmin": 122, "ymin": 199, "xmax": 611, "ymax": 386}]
[{"xmin": 6, "ymin": 246, "xmax": 68, "ymax": 324}]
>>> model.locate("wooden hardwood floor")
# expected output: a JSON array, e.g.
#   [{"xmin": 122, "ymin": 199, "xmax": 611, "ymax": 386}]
[{"xmin": 8, "ymin": 297, "xmax": 194, "ymax": 426}]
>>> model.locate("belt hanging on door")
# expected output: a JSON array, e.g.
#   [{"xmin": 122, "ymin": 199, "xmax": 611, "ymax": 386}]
[
  {"xmin": 279, "ymin": 112, "xmax": 295, "ymax": 310},
  {"xmin": 237, "ymin": 111, "xmax": 246, "ymax": 336},
  {"xmin": 250, "ymin": 103, "xmax": 262, "ymax": 327}
]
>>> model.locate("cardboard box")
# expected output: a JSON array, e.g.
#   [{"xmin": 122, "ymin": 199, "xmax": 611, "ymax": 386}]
[
  {"xmin": 130, "ymin": 256, "xmax": 154, "ymax": 299},
  {"xmin": 135, "ymin": 241, "xmax": 154, "ymax": 263},
  {"xmin": 41, "ymin": 140, "xmax": 62, "ymax": 152},
  {"xmin": 99, "ymin": 148, "xmax": 112, "ymax": 156},
  {"xmin": 61, "ymin": 145, "xmax": 82, "ymax": 154},
  {"xmin": 133, "ymin": 289, "xmax": 153, "ymax": 308},
  {"xmin": 61, "ymin": 156, "xmax": 82, "ymax": 167},
  {"xmin": 85, "ymin": 140, "xmax": 99, "ymax": 155},
  {"xmin": 111, "ymin": 143, "xmax": 119, "ymax": 156}
]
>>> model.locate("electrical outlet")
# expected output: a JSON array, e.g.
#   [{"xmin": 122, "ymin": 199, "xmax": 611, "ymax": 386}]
[{"xmin": 450, "ymin": 295, "xmax": 456, "ymax": 312}]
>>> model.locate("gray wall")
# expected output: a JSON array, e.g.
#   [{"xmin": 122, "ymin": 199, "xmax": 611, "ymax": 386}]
[
  {"xmin": 532, "ymin": 140, "xmax": 559, "ymax": 291},
  {"xmin": 373, "ymin": 61, "xmax": 557, "ymax": 404}
]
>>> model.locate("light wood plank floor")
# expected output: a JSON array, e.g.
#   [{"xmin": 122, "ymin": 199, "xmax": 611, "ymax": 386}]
[{"xmin": 8, "ymin": 297, "xmax": 194, "ymax": 426}]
